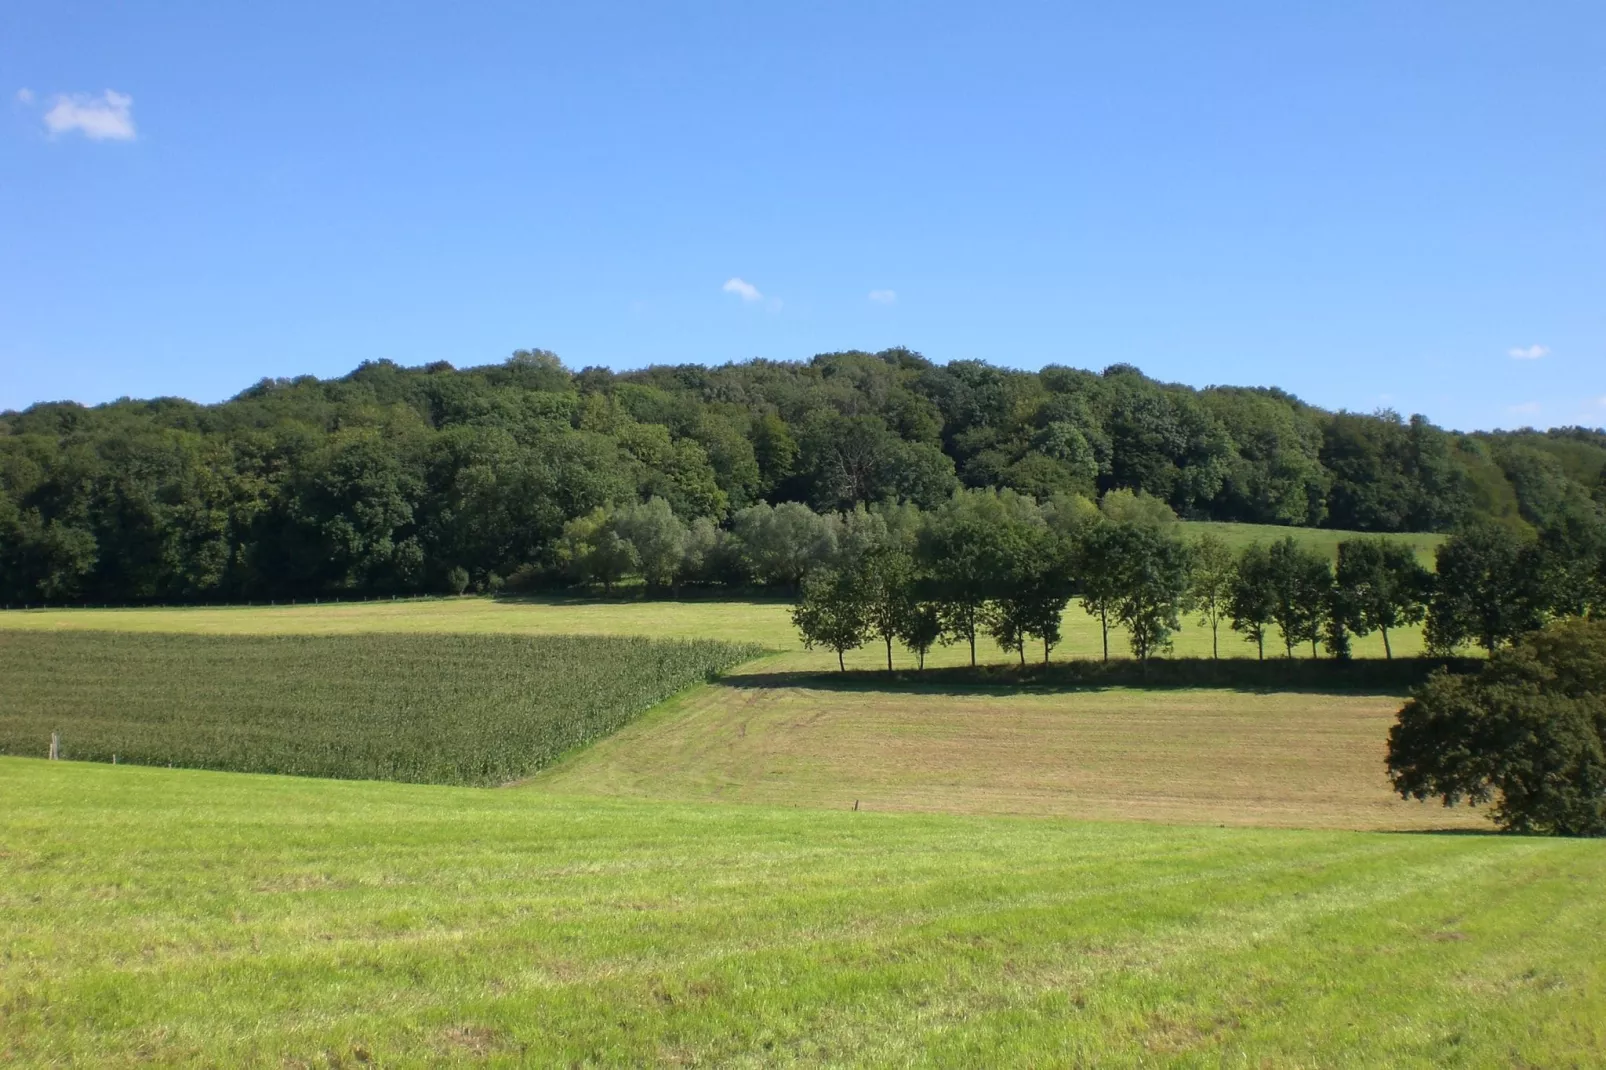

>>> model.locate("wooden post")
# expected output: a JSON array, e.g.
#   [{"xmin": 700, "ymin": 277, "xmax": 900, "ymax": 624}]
[{"xmin": 49, "ymin": 732, "xmax": 59, "ymax": 760}]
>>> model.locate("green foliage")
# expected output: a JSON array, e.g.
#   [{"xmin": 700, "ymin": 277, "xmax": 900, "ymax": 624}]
[
  {"xmin": 1108, "ymin": 523, "xmax": 1192, "ymax": 662},
  {"xmin": 612, "ymin": 497, "xmax": 690, "ymax": 590},
  {"xmin": 918, "ymin": 490, "xmax": 1041, "ymax": 666},
  {"xmin": 0, "ymin": 631, "xmax": 757, "ymax": 785},
  {"xmin": 1426, "ymin": 525, "xmax": 1546, "ymax": 654},
  {"xmin": 1263, "ymin": 537, "xmax": 1334, "ymax": 658},
  {"xmin": 1229, "ymin": 543, "xmax": 1277, "ymax": 660},
  {"xmin": 5, "ymin": 347, "xmax": 1602, "ymax": 607},
  {"xmin": 1336, "ymin": 538, "xmax": 1432, "ymax": 659},
  {"xmin": 1098, "ymin": 488, "xmax": 1176, "ymax": 526},
  {"xmin": 850, "ymin": 543, "xmax": 918, "ymax": 671},
  {"xmin": 1388, "ymin": 618, "xmax": 1606, "ymax": 835},
  {"xmin": 1074, "ymin": 521, "xmax": 1125, "ymax": 662},
  {"xmin": 733, "ymin": 501, "xmax": 836, "ymax": 589},
  {"xmin": 1184, "ymin": 533, "xmax": 1236, "ymax": 659},
  {"xmin": 790, "ymin": 567, "xmax": 867, "ymax": 671}
]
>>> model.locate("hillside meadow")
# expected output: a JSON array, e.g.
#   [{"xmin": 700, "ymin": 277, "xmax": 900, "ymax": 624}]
[
  {"xmin": 3, "ymin": 758, "xmax": 1602, "ymax": 1067},
  {"xmin": 0, "ymin": 584, "xmax": 1432, "ymax": 672},
  {"xmin": 530, "ymin": 679, "xmax": 1484, "ymax": 831}
]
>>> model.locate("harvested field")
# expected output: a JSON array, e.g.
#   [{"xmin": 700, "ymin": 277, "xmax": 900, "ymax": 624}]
[{"xmin": 534, "ymin": 674, "xmax": 1486, "ymax": 831}]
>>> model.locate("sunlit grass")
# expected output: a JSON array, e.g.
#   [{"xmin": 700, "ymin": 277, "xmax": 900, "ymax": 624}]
[{"xmin": 2, "ymin": 758, "xmax": 1600, "ymax": 1066}]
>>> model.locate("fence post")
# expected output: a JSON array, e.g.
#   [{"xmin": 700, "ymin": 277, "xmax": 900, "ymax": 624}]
[{"xmin": 49, "ymin": 732, "xmax": 59, "ymax": 760}]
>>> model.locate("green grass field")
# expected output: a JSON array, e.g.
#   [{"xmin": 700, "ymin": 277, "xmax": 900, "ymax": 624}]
[
  {"xmin": 532, "ymin": 678, "xmax": 1486, "ymax": 831},
  {"xmin": 0, "ymin": 631, "xmax": 755, "ymax": 784},
  {"xmin": 3, "ymin": 758, "xmax": 1602, "ymax": 1067},
  {"xmin": 0, "ymin": 588, "xmax": 1432, "ymax": 670},
  {"xmin": 3, "ymin": 591, "xmax": 1596, "ymax": 1065},
  {"xmin": 1179, "ymin": 520, "xmax": 1444, "ymax": 566}
]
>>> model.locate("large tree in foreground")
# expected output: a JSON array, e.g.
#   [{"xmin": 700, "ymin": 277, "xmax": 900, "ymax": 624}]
[{"xmin": 1388, "ymin": 617, "xmax": 1606, "ymax": 836}]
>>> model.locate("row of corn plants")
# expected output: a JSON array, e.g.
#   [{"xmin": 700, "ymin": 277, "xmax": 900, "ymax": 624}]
[{"xmin": 0, "ymin": 631, "xmax": 759, "ymax": 785}]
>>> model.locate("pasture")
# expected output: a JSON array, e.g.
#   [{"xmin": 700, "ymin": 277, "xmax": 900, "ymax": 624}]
[
  {"xmin": 0, "ymin": 631, "xmax": 755, "ymax": 785},
  {"xmin": 1179, "ymin": 520, "xmax": 1444, "ymax": 566},
  {"xmin": 0, "ymin": 586, "xmax": 1432, "ymax": 670},
  {"xmin": 3, "ymin": 759, "xmax": 1602, "ymax": 1067},
  {"xmin": 532, "ymin": 679, "xmax": 1485, "ymax": 831}
]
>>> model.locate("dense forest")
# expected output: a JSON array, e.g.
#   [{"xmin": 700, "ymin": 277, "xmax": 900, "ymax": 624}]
[{"xmin": 3, "ymin": 347, "xmax": 1604, "ymax": 604}]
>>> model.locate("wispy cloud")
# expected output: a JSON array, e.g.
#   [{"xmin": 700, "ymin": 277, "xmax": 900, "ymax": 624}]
[
  {"xmin": 42, "ymin": 90, "xmax": 136, "ymax": 140},
  {"xmin": 16, "ymin": 88, "xmax": 33, "ymax": 105},
  {"xmin": 722, "ymin": 277, "xmax": 763, "ymax": 303},
  {"xmin": 1507, "ymin": 401, "xmax": 1542, "ymax": 416},
  {"xmin": 868, "ymin": 289, "xmax": 897, "ymax": 305},
  {"xmin": 1508, "ymin": 344, "xmax": 1548, "ymax": 361}
]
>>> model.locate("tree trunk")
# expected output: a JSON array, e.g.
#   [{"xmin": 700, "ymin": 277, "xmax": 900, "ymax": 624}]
[
  {"xmin": 1018, "ymin": 645, "xmax": 1025, "ymax": 667},
  {"xmin": 1211, "ymin": 620, "xmax": 1218, "ymax": 660},
  {"xmin": 838, "ymin": 649, "xmax": 845, "ymax": 672},
  {"xmin": 918, "ymin": 648, "xmax": 926, "ymax": 671},
  {"xmin": 1043, "ymin": 637, "xmax": 1051, "ymax": 665},
  {"xmin": 1381, "ymin": 626, "xmax": 1392, "ymax": 660},
  {"xmin": 885, "ymin": 636, "xmax": 893, "ymax": 672},
  {"xmin": 968, "ymin": 629, "xmax": 976, "ymax": 667},
  {"xmin": 1100, "ymin": 607, "xmax": 1109, "ymax": 663},
  {"xmin": 1257, "ymin": 633, "xmax": 1264, "ymax": 661}
]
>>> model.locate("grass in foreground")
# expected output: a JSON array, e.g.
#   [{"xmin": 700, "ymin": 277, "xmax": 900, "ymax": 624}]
[
  {"xmin": 2, "ymin": 759, "xmax": 1601, "ymax": 1066},
  {"xmin": 533, "ymin": 674, "xmax": 1487, "ymax": 831},
  {"xmin": 0, "ymin": 632, "xmax": 755, "ymax": 785},
  {"xmin": 0, "ymin": 591, "xmax": 1432, "ymax": 670}
]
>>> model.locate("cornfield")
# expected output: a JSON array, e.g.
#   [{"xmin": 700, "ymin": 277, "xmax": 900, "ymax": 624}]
[{"xmin": 0, "ymin": 631, "xmax": 758, "ymax": 785}]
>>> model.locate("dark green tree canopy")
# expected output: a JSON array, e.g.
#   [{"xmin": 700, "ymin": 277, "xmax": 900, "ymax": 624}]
[
  {"xmin": 1388, "ymin": 618, "xmax": 1606, "ymax": 836},
  {"xmin": 4, "ymin": 347, "xmax": 1605, "ymax": 605}
]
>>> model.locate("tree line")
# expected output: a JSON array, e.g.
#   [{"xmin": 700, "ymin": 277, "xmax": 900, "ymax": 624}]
[
  {"xmin": 785, "ymin": 491, "xmax": 1606, "ymax": 669},
  {"xmin": 3, "ymin": 347, "xmax": 1605, "ymax": 605}
]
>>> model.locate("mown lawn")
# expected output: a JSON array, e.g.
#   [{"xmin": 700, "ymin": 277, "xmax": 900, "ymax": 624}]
[
  {"xmin": 531, "ymin": 678, "xmax": 1487, "ymax": 831},
  {"xmin": 1, "ymin": 759, "xmax": 1600, "ymax": 1067}
]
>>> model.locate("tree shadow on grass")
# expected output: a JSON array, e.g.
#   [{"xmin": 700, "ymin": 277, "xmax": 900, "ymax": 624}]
[{"xmin": 718, "ymin": 657, "xmax": 1485, "ymax": 698}]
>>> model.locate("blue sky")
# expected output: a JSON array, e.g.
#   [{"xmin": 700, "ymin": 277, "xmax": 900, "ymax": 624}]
[{"xmin": 3, "ymin": 1, "xmax": 1602, "ymax": 431}]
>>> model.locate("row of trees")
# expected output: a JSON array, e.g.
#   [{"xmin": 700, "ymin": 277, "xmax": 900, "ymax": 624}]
[
  {"xmin": 5, "ymin": 347, "xmax": 1605, "ymax": 605},
  {"xmin": 786, "ymin": 492, "xmax": 1606, "ymax": 669}
]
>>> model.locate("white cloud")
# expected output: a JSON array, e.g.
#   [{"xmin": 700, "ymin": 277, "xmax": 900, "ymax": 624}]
[
  {"xmin": 1508, "ymin": 344, "xmax": 1548, "ymax": 361},
  {"xmin": 722, "ymin": 277, "xmax": 763, "ymax": 303},
  {"xmin": 868, "ymin": 289, "xmax": 897, "ymax": 304},
  {"xmin": 16, "ymin": 88, "xmax": 33, "ymax": 104},
  {"xmin": 1507, "ymin": 401, "xmax": 1542, "ymax": 415},
  {"xmin": 42, "ymin": 90, "xmax": 136, "ymax": 140}
]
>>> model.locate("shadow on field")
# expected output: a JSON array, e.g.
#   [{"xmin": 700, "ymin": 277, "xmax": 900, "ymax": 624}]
[{"xmin": 720, "ymin": 657, "xmax": 1483, "ymax": 697}]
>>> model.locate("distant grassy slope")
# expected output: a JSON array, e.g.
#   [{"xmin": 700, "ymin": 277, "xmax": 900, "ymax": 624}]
[
  {"xmin": 0, "ymin": 632, "xmax": 755, "ymax": 784},
  {"xmin": 3, "ymin": 759, "xmax": 1601, "ymax": 1066},
  {"xmin": 0, "ymin": 589, "xmax": 1430, "ymax": 668},
  {"xmin": 1180, "ymin": 520, "xmax": 1445, "ymax": 566},
  {"xmin": 532, "ymin": 675, "xmax": 1484, "ymax": 831}
]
